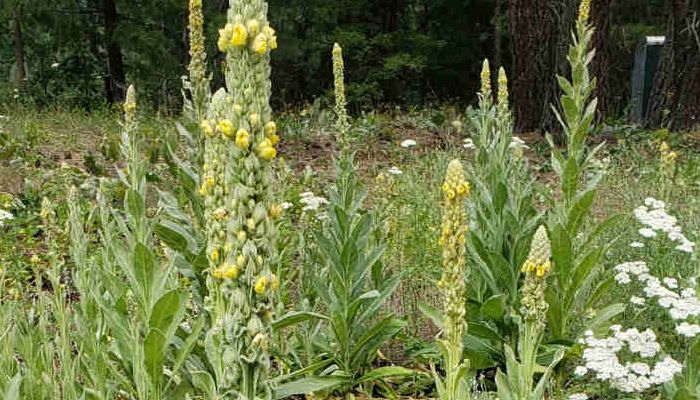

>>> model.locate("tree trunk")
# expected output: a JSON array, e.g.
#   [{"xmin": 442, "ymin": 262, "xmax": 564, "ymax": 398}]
[
  {"xmin": 591, "ymin": 0, "xmax": 613, "ymax": 120},
  {"xmin": 494, "ymin": 0, "xmax": 503, "ymax": 72},
  {"xmin": 102, "ymin": 0, "xmax": 126, "ymax": 104},
  {"xmin": 509, "ymin": 0, "xmax": 553, "ymax": 133},
  {"xmin": 13, "ymin": 6, "xmax": 26, "ymax": 85},
  {"xmin": 648, "ymin": 0, "xmax": 700, "ymax": 129}
]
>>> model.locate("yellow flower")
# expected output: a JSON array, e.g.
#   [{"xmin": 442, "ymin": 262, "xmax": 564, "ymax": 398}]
[
  {"xmin": 198, "ymin": 184, "xmax": 207, "ymax": 196},
  {"xmin": 237, "ymin": 230, "xmax": 247, "ymax": 242},
  {"xmin": 269, "ymin": 204, "xmax": 283, "ymax": 219},
  {"xmin": 212, "ymin": 267, "xmax": 225, "ymax": 279},
  {"xmin": 268, "ymin": 134, "xmax": 280, "ymax": 146},
  {"xmin": 201, "ymin": 120, "xmax": 215, "ymax": 137},
  {"xmin": 224, "ymin": 265, "xmax": 239, "ymax": 279},
  {"xmin": 660, "ymin": 141, "xmax": 670, "ymax": 152},
  {"xmin": 254, "ymin": 276, "xmax": 268, "ymax": 294},
  {"xmin": 217, "ymin": 119, "xmax": 234, "ymax": 138},
  {"xmin": 30, "ymin": 255, "xmax": 41, "ymax": 265},
  {"xmin": 236, "ymin": 128, "xmax": 250, "ymax": 150},
  {"xmin": 258, "ymin": 139, "xmax": 277, "ymax": 160},
  {"xmin": 231, "ymin": 23, "xmax": 248, "ymax": 47},
  {"xmin": 578, "ymin": 0, "xmax": 591, "ymax": 22},
  {"xmin": 264, "ymin": 121, "xmax": 277, "ymax": 136},
  {"xmin": 536, "ymin": 264, "xmax": 548, "ymax": 278},
  {"xmin": 236, "ymin": 254, "xmax": 246, "ymax": 268},
  {"xmin": 251, "ymin": 34, "xmax": 268, "ymax": 55},
  {"xmin": 268, "ymin": 35, "xmax": 277, "ymax": 50},
  {"xmin": 497, "ymin": 67, "xmax": 509, "ymax": 107},
  {"xmin": 218, "ymin": 24, "xmax": 233, "ymax": 52},
  {"xmin": 480, "ymin": 59, "xmax": 492, "ymax": 97},
  {"xmin": 205, "ymin": 175, "xmax": 215, "ymax": 188},
  {"xmin": 210, "ymin": 249, "xmax": 219, "ymax": 262},
  {"xmin": 249, "ymin": 113, "xmax": 261, "ymax": 126}
]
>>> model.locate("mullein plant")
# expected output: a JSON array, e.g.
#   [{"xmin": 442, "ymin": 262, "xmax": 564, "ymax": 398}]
[
  {"xmin": 464, "ymin": 59, "xmax": 540, "ymax": 368},
  {"xmin": 495, "ymin": 226, "xmax": 564, "ymax": 400},
  {"xmin": 84, "ymin": 86, "xmax": 196, "ymax": 399},
  {"xmin": 658, "ymin": 141, "xmax": 678, "ymax": 200},
  {"xmin": 196, "ymin": 2, "xmax": 282, "ymax": 399},
  {"xmin": 276, "ymin": 43, "xmax": 410, "ymax": 398},
  {"xmin": 545, "ymin": 0, "xmax": 624, "ymax": 348},
  {"xmin": 184, "ymin": 0, "xmax": 211, "ymax": 124},
  {"xmin": 434, "ymin": 160, "xmax": 472, "ymax": 400}
]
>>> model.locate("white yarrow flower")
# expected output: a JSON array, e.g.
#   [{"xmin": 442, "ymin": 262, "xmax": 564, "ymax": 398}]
[
  {"xmin": 676, "ymin": 322, "xmax": 700, "ymax": 338},
  {"xmin": 630, "ymin": 241, "xmax": 645, "ymax": 248},
  {"xmin": 568, "ymin": 394, "xmax": 588, "ymax": 400},
  {"xmin": 463, "ymin": 138, "xmax": 475, "ymax": 150},
  {"xmin": 400, "ymin": 139, "xmax": 417, "ymax": 148},
  {"xmin": 0, "ymin": 209, "xmax": 14, "ymax": 227},
  {"xmin": 630, "ymin": 296, "xmax": 645, "ymax": 306},
  {"xmin": 639, "ymin": 228, "xmax": 657, "ymax": 238}
]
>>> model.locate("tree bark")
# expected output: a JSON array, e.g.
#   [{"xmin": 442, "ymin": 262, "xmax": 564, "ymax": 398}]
[
  {"xmin": 509, "ymin": 0, "xmax": 553, "ymax": 133},
  {"xmin": 494, "ymin": 0, "xmax": 503, "ymax": 72},
  {"xmin": 102, "ymin": 0, "xmax": 126, "ymax": 104},
  {"xmin": 591, "ymin": 0, "xmax": 613, "ymax": 120},
  {"xmin": 648, "ymin": 0, "xmax": 700, "ymax": 129},
  {"xmin": 13, "ymin": 6, "xmax": 26, "ymax": 85}
]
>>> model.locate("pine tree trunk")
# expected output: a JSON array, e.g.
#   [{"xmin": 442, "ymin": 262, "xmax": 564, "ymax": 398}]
[
  {"xmin": 591, "ymin": 0, "xmax": 613, "ymax": 120},
  {"xmin": 509, "ymin": 0, "xmax": 553, "ymax": 133},
  {"xmin": 13, "ymin": 6, "xmax": 26, "ymax": 85},
  {"xmin": 649, "ymin": 0, "xmax": 700, "ymax": 129},
  {"xmin": 102, "ymin": 0, "xmax": 126, "ymax": 104},
  {"xmin": 494, "ymin": 0, "xmax": 503, "ymax": 72}
]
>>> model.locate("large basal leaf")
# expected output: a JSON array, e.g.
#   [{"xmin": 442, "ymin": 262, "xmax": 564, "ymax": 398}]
[
  {"xmin": 356, "ymin": 366, "xmax": 418, "ymax": 384},
  {"xmin": 275, "ymin": 376, "xmax": 347, "ymax": 399},
  {"xmin": 134, "ymin": 243, "xmax": 158, "ymax": 310},
  {"xmin": 149, "ymin": 289, "xmax": 187, "ymax": 343},
  {"xmin": 144, "ymin": 328, "xmax": 167, "ymax": 388},
  {"xmin": 272, "ymin": 311, "xmax": 330, "ymax": 331}
]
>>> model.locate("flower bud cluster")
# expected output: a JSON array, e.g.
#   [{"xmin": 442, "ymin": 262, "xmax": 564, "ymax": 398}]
[
  {"xmin": 438, "ymin": 160, "xmax": 470, "ymax": 343},
  {"xmin": 520, "ymin": 225, "xmax": 552, "ymax": 322}
]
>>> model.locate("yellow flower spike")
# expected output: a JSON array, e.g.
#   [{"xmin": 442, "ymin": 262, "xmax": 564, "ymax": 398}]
[
  {"xmin": 251, "ymin": 34, "xmax": 268, "ymax": 55},
  {"xmin": 258, "ymin": 139, "xmax": 277, "ymax": 160},
  {"xmin": 231, "ymin": 23, "xmax": 248, "ymax": 47},
  {"xmin": 254, "ymin": 276, "xmax": 268, "ymax": 294},
  {"xmin": 236, "ymin": 128, "xmax": 251, "ymax": 150},
  {"xmin": 536, "ymin": 265, "xmax": 547, "ymax": 278},
  {"xmin": 660, "ymin": 141, "xmax": 670, "ymax": 152},
  {"xmin": 480, "ymin": 59, "xmax": 492, "ymax": 98},
  {"xmin": 578, "ymin": 0, "xmax": 591, "ymax": 23},
  {"xmin": 520, "ymin": 225, "xmax": 553, "ymax": 322},
  {"xmin": 246, "ymin": 19, "xmax": 260, "ymax": 36},
  {"xmin": 264, "ymin": 121, "xmax": 277, "ymax": 136},
  {"xmin": 124, "ymin": 86, "xmax": 137, "ymax": 114},
  {"xmin": 218, "ymin": 119, "xmax": 235, "ymax": 138},
  {"xmin": 497, "ymin": 67, "xmax": 509, "ymax": 108},
  {"xmin": 236, "ymin": 254, "xmax": 246, "ymax": 268},
  {"xmin": 233, "ymin": 104, "xmax": 243, "ymax": 114}
]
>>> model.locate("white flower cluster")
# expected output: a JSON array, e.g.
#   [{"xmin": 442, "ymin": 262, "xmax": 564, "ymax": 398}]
[
  {"xmin": 299, "ymin": 192, "xmax": 328, "ymax": 212},
  {"xmin": 577, "ymin": 326, "xmax": 682, "ymax": 393},
  {"xmin": 509, "ymin": 136, "xmax": 529, "ymax": 150},
  {"xmin": 400, "ymin": 139, "xmax": 417, "ymax": 148},
  {"xmin": 613, "ymin": 260, "xmax": 700, "ymax": 337},
  {"xmin": 463, "ymin": 138, "xmax": 475, "ymax": 150},
  {"xmin": 568, "ymin": 393, "xmax": 588, "ymax": 400},
  {"xmin": 0, "ymin": 209, "xmax": 14, "ymax": 227},
  {"xmin": 634, "ymin": 197, "xmax": 695, "ymax": 253}
]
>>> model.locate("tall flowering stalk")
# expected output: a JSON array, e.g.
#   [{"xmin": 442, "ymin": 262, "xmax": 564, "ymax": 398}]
[
  {"xmin": 496, "ymin": 226, "xmax": 563, "ymax": 400},
  {"xmin": 544, "ymin": 0, "xmax": 625, "ymax": 345},
  {"xmin": 332, "ymin": 43, "xmax": 350, "ymax": 156},
  {"xmin": 184, "ymin": 0, "xmax": 210, "ymax": 123},
  {"xmin": 200, "ymin": 1, "xmax": 281, "ymax": 399},
  {"xmin": 435, "ymin": 159, "xmax": 471, "ymax": 400}
]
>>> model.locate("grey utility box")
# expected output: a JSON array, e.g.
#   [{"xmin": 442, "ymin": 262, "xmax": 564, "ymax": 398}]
[{"xmin": 630, "ymin": 36, "xmax": 666, "ymax": 122}]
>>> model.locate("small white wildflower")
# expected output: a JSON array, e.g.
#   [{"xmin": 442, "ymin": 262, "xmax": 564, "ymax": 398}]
[
  {"xmin": 630, "ymin": 296, "xmax": 645, "ymax": 306},
  {"xmin": 463, "ymin": 138, "xmax": 475, "ymax": 150},
  {"xmin": 615, "ymin": 272, "xmax": 631, "ymax": 285},
  {"xmin": 51, "ymin": 62, "xmax": 60, "ymax": 69},
  {"xmin": 630, "ymin": 241, "xmax": 645, "ymax": 248},
  {"xmin": 675, "ymin": 322, "xmax": 700, "ymax": 338},
  {"xmin": 400, "ymin": 139, "xmax": 417, "ymax": 148},
  {"xmin": 388, "ymin": 166, "xmax": 403, "ymax": 176},
  {"xmin": 0, "ymin": 209, "xmax": 14, "ymax": 227},
  {"xmin": 509, "ymin": 136, "xmax": 529, "ymax": 150},
  {"xmin": 280, "ymin": 202, "xmax": 293, "ymax": 210},
  {"xmin": 663, "ymin": 277, "xmax": 679, "ymax": 289},
  {"xmin": 574, "ymin": 366, "xmax": 588, "ymax": 377},
  {"xmin": 299, "ymin": 192, "xmax": 328, "ymax": 212},
  {"xmin": 639, "ymin": 228, "xmax": 657, "ymax": 238},
  {"xmin": 568, "ymin": 393, "xmax": 588, "ymax": 400}
]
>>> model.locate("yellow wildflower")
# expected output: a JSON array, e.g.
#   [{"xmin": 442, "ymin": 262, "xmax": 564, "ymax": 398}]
[
  {"xmin": 212, "ymin": 267, "xmax": 225, "ymax": 279},
  {"xmin": 578, "ymin": 0, "xmax": 591, "ymax": 23},
  {"xmin": 251, "ymin": 34, "xmax": 268, "ymax": 55},
  {"xmin": 236, "ymin": 254, "xmax": 246, "ymax": 268},
  {"xmin": 210, "ymin": 249, "xmax": 219, "ymax": 262},
  {"xmin": 254, "ymin": 276, "xmax": 268, "ymax": 294},
  {"xmin": 224, "ymin": 265, "xmax": 240, "ymax": 279},
  {"xmin": 480, "ymin": 59, "xmax": 492, "ymax": 98},
  {"xmin": 218, "ymin": 24, "xmax": 234, "ymax": 52},
  {"xmin": 218, "ymin": 119, "xmax": 234, "ymax": 138},
  {"xmin": 237, "ymin": 230, "xmax": 247, "ymax": 242},
  {"xmin": 205, "ymin": 175, "xmax": 215, "ymax": 188},
  {"xmin": 236, "ymin": 128, "xmax": 251, "ymax": 150},
  {"xmin": 30, "ymin": 255, "xmax": 41, "ymax": 265},
  {"xmin": 270, "ymin": 273, "xmax": 279, "ymax": 290},
  {"xmin": 231, "ymin": 23, "xmax": 248, "ymax": 47},
  {"xmin": 269, "ymin": 204, "xmax": 283, "ymax": 219},
  {"xmin": 246, "ymin": 19, "xmax": 260, "ymax": 36},
  {"xmin": 249, "ymin": 113, "xmax": 261, "ymax": 126},
  {"xmin": 497, "ymin": 67, "xmax": 509, "ymax": 108},
  {"xmin": 201, "ymin": 120, "xmax": 215, "ymax": 137},
  {"xmin": 258, "ymin": 139, "xmax": 277, "ymax": 160}
]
